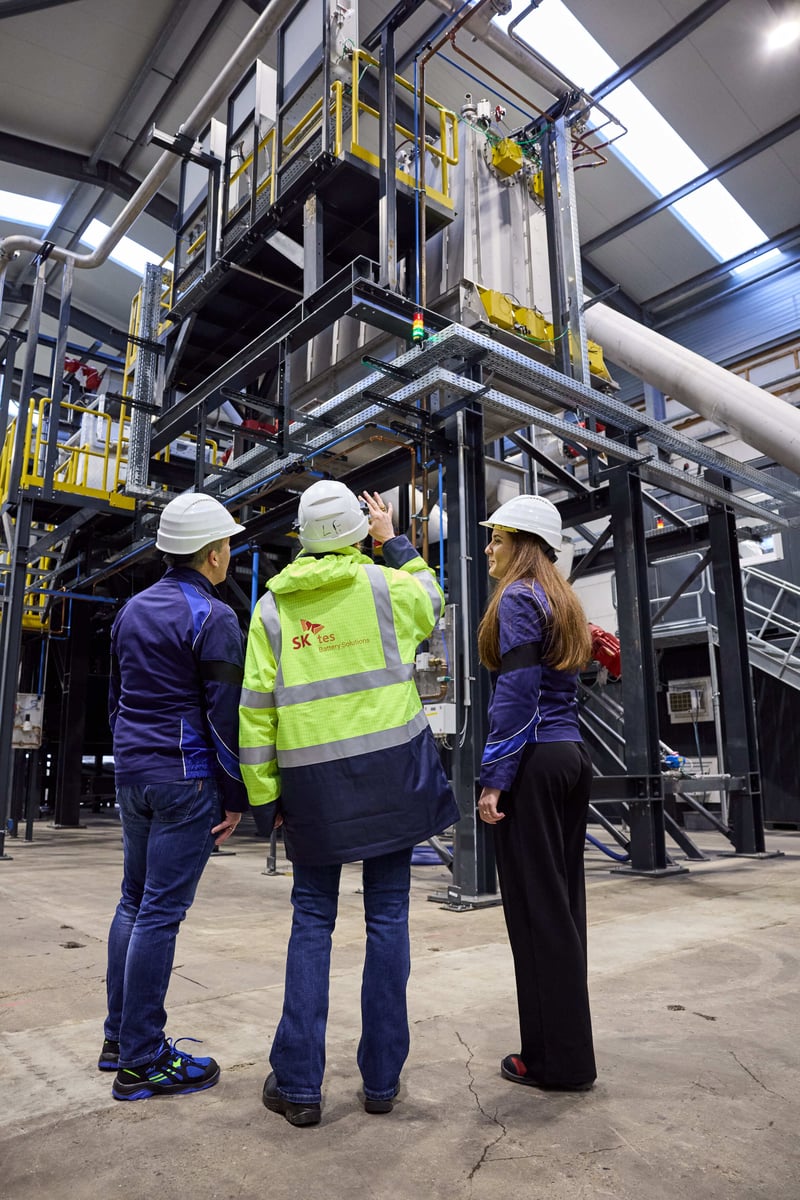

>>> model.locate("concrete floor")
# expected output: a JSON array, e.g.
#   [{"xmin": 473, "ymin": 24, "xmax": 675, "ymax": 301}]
[{"xmin": 1, "ymin": 816, "xmax": 799, "ymax": 1200}]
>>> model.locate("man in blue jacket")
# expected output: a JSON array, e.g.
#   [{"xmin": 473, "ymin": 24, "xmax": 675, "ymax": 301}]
[{"xmin": 100, "ymin": 492, "xmax": 248, "ymax": 1101}]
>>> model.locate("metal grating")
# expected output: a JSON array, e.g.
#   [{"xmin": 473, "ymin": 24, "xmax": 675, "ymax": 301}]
[{"xmin": 206, "ymin": 321, "xmax": 800, "ymax": 527}]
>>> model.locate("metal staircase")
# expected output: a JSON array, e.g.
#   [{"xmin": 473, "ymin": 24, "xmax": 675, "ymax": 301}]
[
  {"xmin": 741, "ymin": 565, "xmax": 800, "ymax": 690},
  {"xmin": 577, "ymin": 559, "xmax": 800, "ymax": 859}
]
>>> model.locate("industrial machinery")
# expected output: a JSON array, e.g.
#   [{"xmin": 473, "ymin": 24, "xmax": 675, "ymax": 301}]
[{"xmin": 2, "ymin": 0, "xmax": 799, "ymax": 892}]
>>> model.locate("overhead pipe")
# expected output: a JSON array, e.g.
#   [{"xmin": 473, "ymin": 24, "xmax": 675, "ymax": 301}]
[
  {"xmin": 422, "ymin": 4, "xmax": 800, "ymax": 478},
  {"xmin": 0, "ymin": 0, "xmax": 299, "ymax": 280},
  {"xmin": 585, "ymin": 302, "xmax": 800, "ymax": 477},
  {"xmin": 425, "ymin": 0, "xmax": 575, "ymax": 102}
]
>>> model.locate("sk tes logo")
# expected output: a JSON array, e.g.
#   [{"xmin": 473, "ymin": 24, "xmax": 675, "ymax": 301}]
[{"xmin": 292, "ymin": 618, "xmax": 334, "ymax": 649}]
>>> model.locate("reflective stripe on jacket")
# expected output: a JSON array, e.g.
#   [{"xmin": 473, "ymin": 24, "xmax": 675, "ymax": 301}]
[{"xmin": 239, "ymin": 535, "xmax": 458, "ymax": 864}]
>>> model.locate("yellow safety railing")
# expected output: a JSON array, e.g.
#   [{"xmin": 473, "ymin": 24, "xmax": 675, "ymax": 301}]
[
  {"xmin": 348, "ymin": 50, "xmax": 458, "ymax": 209},
  {"xmin": 274, "ymin": 59, "xmax": 457, "ymax": 208},
  {"xmin": 0, "ymin": 396, "xmax": 135, "ymax": 510},
  {"xmin": 0, "ymin": 527, "xmax": 55, "ymax": 631}
]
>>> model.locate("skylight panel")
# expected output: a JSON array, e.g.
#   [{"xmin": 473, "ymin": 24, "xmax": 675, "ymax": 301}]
[
  {"xmin": 0, "ymin": 190, "xmax": 60, "ymax": 229},
  {"xmin": 79, "ymin": 220, "xmax": 166, "ymax": 276},
  {"xmin": 0, "ymin": 191, "xmax": 165, "ymax": 277},
  {"xmin": 498, "ymin": 0, "xmax": 775, "ymax": 266}
]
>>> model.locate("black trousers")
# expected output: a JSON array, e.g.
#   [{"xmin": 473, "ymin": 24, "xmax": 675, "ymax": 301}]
[{"xmin": 493, "ymin": 740, "xmax": 596, "ymax": 1086}]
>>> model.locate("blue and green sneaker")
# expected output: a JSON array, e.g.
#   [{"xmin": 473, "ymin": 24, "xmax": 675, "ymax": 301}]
[{"xmin": 112, "ymin": 1038, "xmax": 220, "ymax": 1101}]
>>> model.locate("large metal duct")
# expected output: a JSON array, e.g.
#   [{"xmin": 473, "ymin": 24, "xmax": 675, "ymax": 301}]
[{"xmin": 585, "ymin": 302, "xmax": 800, "ymax": 477}]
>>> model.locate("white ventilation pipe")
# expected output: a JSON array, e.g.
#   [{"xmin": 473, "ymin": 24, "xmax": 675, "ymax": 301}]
[
  {"xmin": 585, "ymin": 302, "xmax": 800, "ymax": 477},
  {"xmin": 0, "ymin": 0, "xmax": 298, "ymax": 280}
]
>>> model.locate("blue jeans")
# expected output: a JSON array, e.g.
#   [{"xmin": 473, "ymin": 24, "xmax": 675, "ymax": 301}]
[
  {"xmin": 270, "ymin": 847, "xmax": 413, "ymax": 1104},
  {"xmin": 104, "ymin": 778, "xmax": 218, "ymax": 1068}
]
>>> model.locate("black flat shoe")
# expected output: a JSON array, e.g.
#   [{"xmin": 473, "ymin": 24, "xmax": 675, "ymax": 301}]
[
  {"xmin": 262, "ymin": 1072, "xmax": 321, "ymax": 1126},
  {"xmin": 500, "ymin": 1055, "xmax": 594, "ymax": 1091},
  {"xmin": 363, "ymin": 1087, "xmax": 399, "ymax": 1114}
]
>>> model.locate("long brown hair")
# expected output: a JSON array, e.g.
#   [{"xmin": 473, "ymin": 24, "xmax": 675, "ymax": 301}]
[{"xmin": 477, "ymin": 532, "xmax": 592, "ymax": 672}]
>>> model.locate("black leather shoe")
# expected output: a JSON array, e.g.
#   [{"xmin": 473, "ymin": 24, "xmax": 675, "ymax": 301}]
[
  {"xmin": 500, "ymin": 1055, "xmax": 594, "ymax": 1091},
  {"xmin": 262, "ymin": 1072, "xmax": 321, "ymax": 1126},
  {"xmin": 363, "ymin": 1087, "xmax": 399, "ymax": 1114}
]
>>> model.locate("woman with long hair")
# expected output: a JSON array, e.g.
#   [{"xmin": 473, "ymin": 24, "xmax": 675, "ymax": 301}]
[{"xmin": 477, "ymin": 494, "xmax": 597, "ymax": 1091}]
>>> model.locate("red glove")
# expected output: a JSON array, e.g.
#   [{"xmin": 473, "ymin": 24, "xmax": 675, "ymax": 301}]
[{"xmin": 589, "ymin": 624, "xmax": 621, "ymax": 678}]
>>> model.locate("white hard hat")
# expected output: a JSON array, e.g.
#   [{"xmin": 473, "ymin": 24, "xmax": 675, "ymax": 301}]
[
  {"xmin": 156, "ymin": 493, "xmax": 245, "ymax": 555},
  {"xmin": 297, "ymin": 480, "xmax": 369, "ymax": 551},
  {"xmin": 480, "ymin": 494, "xmax": 562, "ymax": 552}
]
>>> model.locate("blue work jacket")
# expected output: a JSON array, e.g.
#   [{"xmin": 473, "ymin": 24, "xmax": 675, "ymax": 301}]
[
  {"xmin": 109, "ymin": 566, "xmax": 248, "ymax": 812},
  {"xmin": 480, "ymin": 578, "xmax": 582, "ymax": 793}
]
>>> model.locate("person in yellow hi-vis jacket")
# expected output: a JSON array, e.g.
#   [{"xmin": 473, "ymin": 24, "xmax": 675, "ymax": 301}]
[{"xmin": 240, "ymin": 483, "xmax": 458, "ymax": 1127}]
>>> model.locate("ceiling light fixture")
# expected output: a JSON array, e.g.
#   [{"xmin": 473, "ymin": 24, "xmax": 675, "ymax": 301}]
[{"xmin": 765, "ymin": 18, "xmax": 800, "ymax": 51}]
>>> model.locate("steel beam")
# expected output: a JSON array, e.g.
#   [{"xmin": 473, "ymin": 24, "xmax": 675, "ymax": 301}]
[
  {"xmin": 507, "ymin": 430, "xmax": 592, "ymax": 495},
  {"xmin": 0, "ymin": 498, "xmax": 33, "ymax": 860},
  {"xmin": 608, "ymin": 458, "xmax": 680, "ymax": 874},
  {"xmin": 378, "ymin": 25, "xmax": 398, "ymax": 291},
  {"xmin": 0, "ymin": 0, "xmax": 78, "ymax": 15},
  {"xmin": 2, "ymin": 283, "xmax": 129, "ymax": 351},
  {"xmin": 591, "ymin": 0, "xmax": 732, "ymax": 103},
  {"xmin": 437, "ymin": 403, "xmax": 498, "ymax": 907},
  {"xmin": 706, "ymin": 470, "xmax": 767, "ymax": 855},
  {"xmin": 0, "ymin": 132, "xmax": 175, "ymax": 226},
  {"xmin": 583, "ymin": 115, "xmax": 800, "ymax": 257},
  {"xmin": 647, "ymin": 224, "xmax": 800, "ymax": 320},
  {"xmin": 52, "ymin": 601, "xmax": 90, "ymax": 828},
  {"xmin": 581, "ymin": 259, "xmax": 643, "ymax": 322},
  {"xmin": 43, "ymin": 257, "xmax": 74, "ymax": 490}
]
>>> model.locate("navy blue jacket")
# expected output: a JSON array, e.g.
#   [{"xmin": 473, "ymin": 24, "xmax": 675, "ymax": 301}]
[
  {"xmin": 109, "ymin": 567, "xmax": 248, "ymax": 812},
  {"xmin": 480, "ymin": 579, "xmax": 582, "ymax": 792}
]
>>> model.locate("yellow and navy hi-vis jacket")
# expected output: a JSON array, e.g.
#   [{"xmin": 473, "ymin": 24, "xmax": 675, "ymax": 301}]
[{"xmin": 239, "ymin": 535, "xmax": 459, "ymax": 865}]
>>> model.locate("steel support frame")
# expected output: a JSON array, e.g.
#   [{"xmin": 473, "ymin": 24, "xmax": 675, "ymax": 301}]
[
  {"xmin": 303, "ymin": 194, "xmax": 324, "ymax": 297},
  {"xmin": 378, "ymin": 25, "xmax": 398, "ymax": 291},
  {"xmin": 52, "ymin": 599, "xmax": 90, "ymax": 828},
  {"xmin": 591, "ymin": 0, "xmax": 732, "ymax": 103},
  {"xmin": 0, "ymin": 259, "xmax": 50, "ymax": 859},
  {"xmin": 542, "ymin": 116, "xmax": 590, "ymax": 386},
  {"xmin": 43, "ymin": 257, "xmax": 74, "ymax": 491},
  {"xmin": 608, "ymin": 454, "xmax": 682, "ymax": 875},
  {"xmin": 127, "ymin": 262, "xmax": 165, "ymax": 492},
  {"xmin": 706, "ymin": 471, "xmax": 769, "ymax": 856},
  {"xmin": 0, "ymin": 498, "xmax": 33, "ymax": 860},
  {"xmin": 433, "ymin": 403, "xmax": 498, "ymax": 908}
]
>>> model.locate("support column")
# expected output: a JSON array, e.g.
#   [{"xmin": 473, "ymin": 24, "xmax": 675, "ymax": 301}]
[
  {"xmin": 53, "ymin": 599, "xmax": 91, "ymax": 828},
  {"xmin": 303, "ymin": 194, "xmax": 324, "ymax": 297},
  {"xmin": 378, "ymin": 25, "xmax": 398, "ymax": 291},
  {"xmin": 126, "ymin": 262, "xmax": 163, "ymax": 493},
  {"xmin": 706, "ymin": 471, "xmax": 767, "ymax": 855},
  {"xmin": 608, "ymin": 459, "xmax": 680, "ymax": 874},
  {"xmin": 43, "ymin": 257, "xmax": 74, "ymax": 492},
  {"xmin": 542, "ymin": 116, "xmax": 590, "ymax": 385},
  {"xmin": 0, "ymin": 498, "xmax": 34, "ymax": 860},
  {"xmin": 434, "ymin": 404, "xmax": 498, "ymax": 907}
]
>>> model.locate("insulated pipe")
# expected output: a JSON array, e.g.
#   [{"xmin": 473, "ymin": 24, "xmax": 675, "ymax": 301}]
[
  {"xmin": 0, "ymin": 0, "xmax": 299, "ymax": 280},
  {"xmin": 425, "ymin": 0, "xmax": 574, "ymax": 101},
  {"xmin": 585, "ymin": 302, "xmax": 800, "ymax": 477}
]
